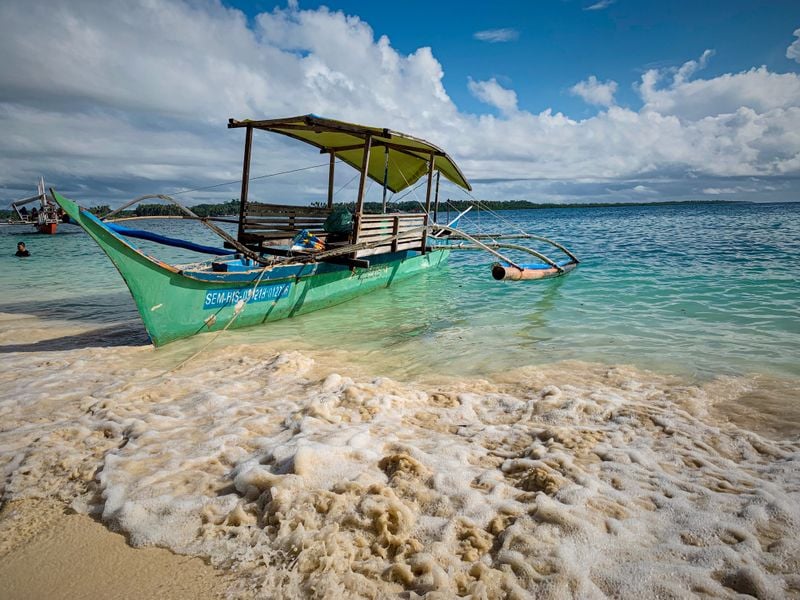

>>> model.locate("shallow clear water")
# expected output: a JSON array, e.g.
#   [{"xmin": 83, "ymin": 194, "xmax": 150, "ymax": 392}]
[
  {"xmin": 2, "ymin": 202, "xmax": 798, "ymax": 380},
  {"xmin": 2, "ymin": 201, "xmax": 800, "ymax": 598}
]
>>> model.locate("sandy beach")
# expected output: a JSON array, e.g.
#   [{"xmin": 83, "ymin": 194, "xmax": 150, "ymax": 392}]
[{"xmin": 0, "ymin": 499, "xmax": 228, "ymax": 600}]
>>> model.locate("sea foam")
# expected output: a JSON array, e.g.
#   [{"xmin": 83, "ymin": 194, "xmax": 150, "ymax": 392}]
[{"xmin": 1, "ymin": 341, "xmax": 799, "ymax": 599}]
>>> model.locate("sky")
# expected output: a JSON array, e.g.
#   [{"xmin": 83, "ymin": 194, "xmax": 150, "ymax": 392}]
[{"xmin": 1, "ymin": 0, "xmax": 800, "ymax": 206}]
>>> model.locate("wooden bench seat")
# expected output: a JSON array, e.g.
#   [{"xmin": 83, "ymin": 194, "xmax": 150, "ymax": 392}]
[{"xmin": 240, "ymin": 202, "xmax": 332, "ymax": 247}]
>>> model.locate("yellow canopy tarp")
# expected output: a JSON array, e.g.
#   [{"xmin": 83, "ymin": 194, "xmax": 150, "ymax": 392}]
[{"xmin": 228, "ymin": 115, "xmax": 471, "ymax": 193}]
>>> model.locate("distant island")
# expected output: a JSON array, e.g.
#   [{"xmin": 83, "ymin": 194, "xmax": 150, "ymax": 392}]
[
  {"xmin": 358, "ymin": 198, "xmax": 751, "ymax": 213},
  {"xmin": 83, "ymin": 198, "xmax": 752, "ymax": 218},
  {"xmin": 1, "ymin": 198, "xmax": 750, "ymax": 220}
]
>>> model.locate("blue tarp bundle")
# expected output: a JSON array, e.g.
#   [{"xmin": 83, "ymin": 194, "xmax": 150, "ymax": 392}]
[{"xmin": 107, "ymin": 223, "xmax": 229, "ymax": 255}]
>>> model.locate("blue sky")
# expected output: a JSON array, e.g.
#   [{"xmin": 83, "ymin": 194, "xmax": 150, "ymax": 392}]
[
  {"xmin": 1, "ymin": 0, "xmax": 800, "ymax": 205},
  {"xmin": 228, "ymin": 0, "xmax": 800, "ymax": 116}
]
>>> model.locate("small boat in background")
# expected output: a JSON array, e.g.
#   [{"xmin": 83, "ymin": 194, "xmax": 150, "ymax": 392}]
[
  {"xmin": 52, "ymin": 115, "xmax": 578, "ymax": 347},
  {"xmin": 7, "ymin": 177, "xmax": 65, "ymax": 234}
]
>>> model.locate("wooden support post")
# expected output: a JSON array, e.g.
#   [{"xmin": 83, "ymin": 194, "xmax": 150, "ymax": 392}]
[
  {"xmin": 238, "ymin": 125, "xmax": 254, "ymax": 240},
  {"xmin": 424, "ymin": 152, "xmax": 435, "ymax": 215},
  {"xmin": 327, "ymin": 152, "xmax": 335, "ymax": 208},
  {"xmin": 420, "ymin": 213, "xmax": 428, "ymax": 255},
  {"xmin": 433, "ymin": 171, "xmax": 441, "ymax": 224},
  {"xmin": 391, "ymin": 215, "xmax": 399, "ymax": 252},
  {"xmin": 382, "ymin": 149, "xmax": 389, "ymax": 214},
  {"xmin": 353, "ymin": 134, "xmax": 372, "ymax": 244}
]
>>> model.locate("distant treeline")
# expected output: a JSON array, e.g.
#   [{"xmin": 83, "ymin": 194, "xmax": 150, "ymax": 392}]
[
  {"xmin": 1, "ymin": 198, "xmax": 750, "ymax": 221},
  {"xmin": 324, "ymin": 199, "xmax": 749, "ymax": 213},
  {"xmin": 131, "ymin": 199, "xmax": 240, "ymax": 217},
  {"xmin": 88, "ymin": 199, "xmax": 240, "ymax": 218}
]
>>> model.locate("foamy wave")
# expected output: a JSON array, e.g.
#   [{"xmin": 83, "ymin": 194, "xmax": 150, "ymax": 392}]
[{"xmin": 1, "ymin": 344, "xmax": 799, "ymax": 598}]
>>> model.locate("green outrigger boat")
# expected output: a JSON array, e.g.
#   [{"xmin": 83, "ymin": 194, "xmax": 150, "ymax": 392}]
[{"xmin": 52, "ymin": 115, "xmax": 578, "ymax": 347}]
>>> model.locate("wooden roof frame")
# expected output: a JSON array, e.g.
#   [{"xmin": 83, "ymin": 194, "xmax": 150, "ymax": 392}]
[
  {"xmin": 227, "ymin": 114, "xmax": 471, "ymax": 193},
  {"xmin": 228, "ymin": 114, "xmax": 470, "ymax": 245}
]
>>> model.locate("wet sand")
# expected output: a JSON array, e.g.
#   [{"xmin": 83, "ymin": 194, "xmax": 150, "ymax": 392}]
[{"xmin": 0, "ymin": 500, "xmax": 229, "ymax": 600}]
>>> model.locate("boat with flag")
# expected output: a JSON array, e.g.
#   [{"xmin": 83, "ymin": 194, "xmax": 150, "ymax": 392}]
[{"xmin": 51, "ymin": 115, "xmax": 578, "ymax": 347}]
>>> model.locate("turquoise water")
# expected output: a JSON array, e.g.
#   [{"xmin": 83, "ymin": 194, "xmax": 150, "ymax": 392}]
[
  {"xmin": 3, "ymin": 202, "xmax": 800, "ymax": 598},
  {"xmin": 1, "ymin": 202, "xmax": 798, "ymax": 380}
]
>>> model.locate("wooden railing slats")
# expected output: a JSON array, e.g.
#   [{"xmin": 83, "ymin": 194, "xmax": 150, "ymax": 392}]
[
  {"xmin": 240, "ymin": 205, "xmax": 428, "ymax": 255},
  {"xmin": 356, "ymin": 230, "xmax": 423, "ymax": 241},
  {"xmin": 360, "ymin": 213, "xmax": 425, "ymax": 221},
  {"xmin": 358, "ymin": 222, "xmax": 424, "ymax": 232},
  {"xmin": 245, "ymin": 218, "xmax": 329, "ymax": 225},
  {"xmin": 247, "ymin": 203, "xmax": 332, "ymax": 218}
]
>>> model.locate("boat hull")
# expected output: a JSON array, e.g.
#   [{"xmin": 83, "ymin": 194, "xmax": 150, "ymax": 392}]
[{"xmin": 52, "ymin": 191, "xmax": 448, "ymax": 347}]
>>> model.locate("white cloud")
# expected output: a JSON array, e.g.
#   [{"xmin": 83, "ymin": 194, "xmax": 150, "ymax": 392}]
[
  {"xmin": 0, "ymin": 0, "xmax": 462, "ymax": 203},
  {"xmin": 467, "ymin": 78, "xmax": 518, "ymax": 114},
  {"xmin": 0, "ymin": 0, "xmax": 798, "ymax": 206},
  {"xmin": 570, "ymin": 76, "xmax": 618, "ymax": 107},
  {"xmin": 788, "ymin": 28, "xmax": 800, "ymax": 63},
  {"xmin": 674, "ymin": 49, "xmax": 714, "ymax": 85},
  {"xmin": 639, "ymin": 55, "xmax": 800, "ymax": 121},
  {"xmin": 585, "ymin": 0, "xmax": 615, "ymax": 11},
  {"xmin": 702, "ymin": 185, "xmax": 758, "ymax": 195},
  {"xmin": 473, "ymin": 28, "xmax": 519, "ymax": 43}
]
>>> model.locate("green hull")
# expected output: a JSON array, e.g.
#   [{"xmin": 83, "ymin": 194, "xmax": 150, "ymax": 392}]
[{"xmin": 52, "ymin": 191, "xmax": 448, "ymax": 347}]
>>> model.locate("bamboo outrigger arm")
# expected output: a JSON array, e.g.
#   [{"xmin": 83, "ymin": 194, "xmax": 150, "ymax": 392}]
[
  {"xmin": 430, "ymin": 224, "xmax": 580, "ymax": 280},
  {"xmin": 440, "ymin": 240, "xmax": 564, "ymax": 271},
  {"xmin": 102, "ymin": 194, "xmax": 175, "ymax": 220},
  {"xmin": 468, "ymin": 233, "xmax": 580, "ymax": 264},
  {"xmin": 265, "ymin": 223, "xmax": 549, "ymax": 278},
  {"xmin": 260, "ymin": 222, "xmax": 550, "ymax": 280},
  {"xmin": 102, "ymin": 193, "xmax": 265, "ymax": 263},
  {"xmin": 428, "ymin": 225, "xmax": 532, "ymax": 270}
]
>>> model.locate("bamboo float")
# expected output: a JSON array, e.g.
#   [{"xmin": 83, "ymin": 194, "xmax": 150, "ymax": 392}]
[
  {"xmin": 491, "ymin": 261, "xmax": 578, "ymax": 281},
  {"xmin": 431, "ymin": 227, "xmax": 579, "ymax": 281}
]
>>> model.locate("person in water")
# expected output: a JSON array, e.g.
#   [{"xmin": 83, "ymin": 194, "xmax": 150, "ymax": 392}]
[{"xmin": 15, "ymin": 242, "xmax": 30, "ymax": 257}]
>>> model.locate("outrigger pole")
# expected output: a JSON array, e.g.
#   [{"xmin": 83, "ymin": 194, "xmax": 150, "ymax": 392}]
[{"xmin": 103, "ymin": 193, "xmax": 263, "ymax": 263}]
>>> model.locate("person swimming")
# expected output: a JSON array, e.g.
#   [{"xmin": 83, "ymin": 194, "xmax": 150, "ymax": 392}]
[{"xmin": 15, "ymin": 241, "xmax": 30, "ymax": 257}]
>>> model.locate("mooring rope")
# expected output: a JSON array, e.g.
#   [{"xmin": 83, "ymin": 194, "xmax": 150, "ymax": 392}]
[
  {"xmin": 333, "ymin": 171, "xmax": 360, "ymax": 198},
  {"xmin": 452, "ymin": 182, "xmax": 533, "ymax": 238},
  {"xmin": 167, "ymin": 259, "xmax": 277, "ymax": 372},
  {"xmin": 168, "ymin": 162, "xmax": 332, "ymax": 197},
  {"xmin": 390, "ymin": 157, "xmax": 429, "ymax": 214}
]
